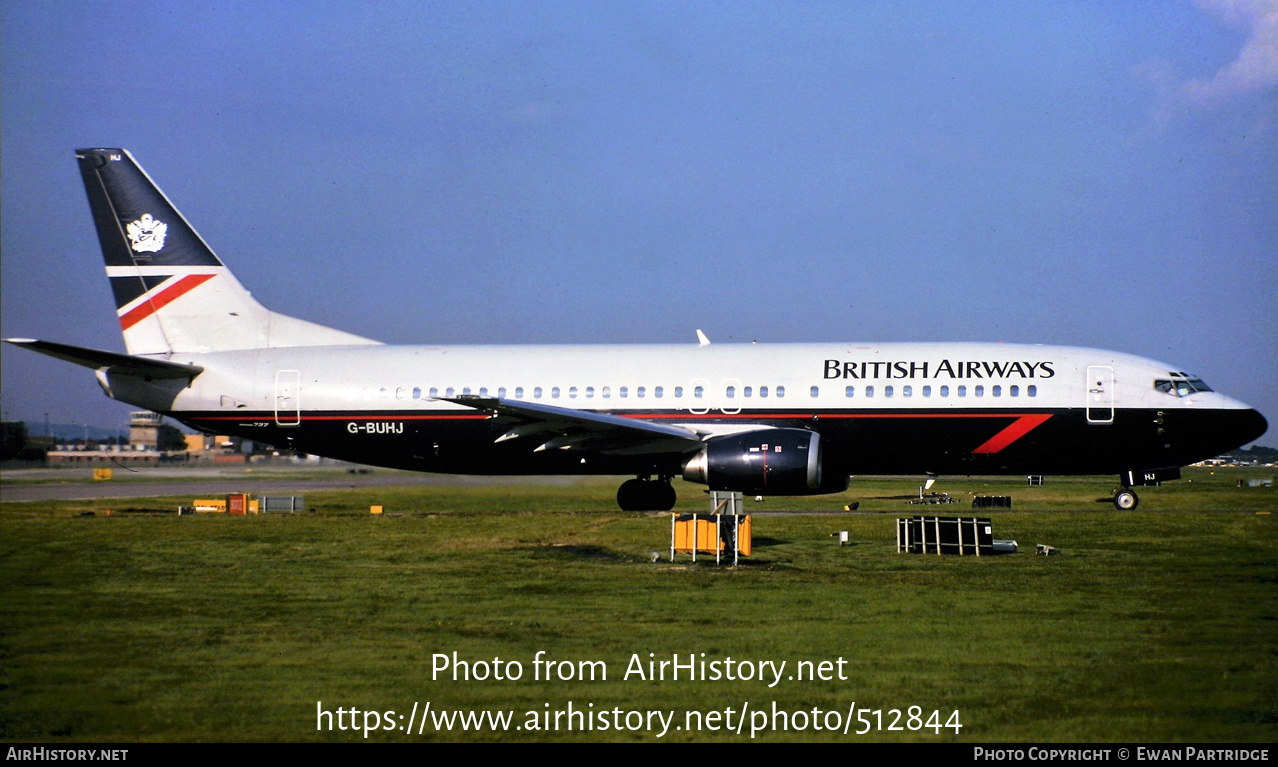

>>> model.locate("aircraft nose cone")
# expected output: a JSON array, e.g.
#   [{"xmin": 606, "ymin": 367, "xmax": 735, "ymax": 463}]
[
  {"xmin": 1172, "ymin": 405, "xmax": 1267, "ymax": 465},
  {"xmin": 1237, "ymin": 409, "xmax": 1268, "ymax": 447}
]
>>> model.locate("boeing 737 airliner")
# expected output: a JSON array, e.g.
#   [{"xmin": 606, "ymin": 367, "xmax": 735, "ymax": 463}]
[{"xmin": 6, "ymin": 149, "xmax": 1268, "ymax": 510}]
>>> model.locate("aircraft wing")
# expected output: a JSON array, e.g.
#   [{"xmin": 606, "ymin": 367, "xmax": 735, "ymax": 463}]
[
  {"xmin": 3, "ymin": 339, "xmax": 204, "ymax": 379},
  {"xmin": 439, "ymin": 395, "xmax": 705, "ymax": 456}
]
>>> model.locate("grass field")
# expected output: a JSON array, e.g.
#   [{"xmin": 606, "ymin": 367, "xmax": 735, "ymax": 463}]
[{"xmin": 1, "ymin": 468, "xmax": 1275, "ymax": 742}]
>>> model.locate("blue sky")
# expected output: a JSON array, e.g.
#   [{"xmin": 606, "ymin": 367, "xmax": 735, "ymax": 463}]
[{"xmin": 2, "ymin": 0, "xmax": 1275, "ymax": 442}]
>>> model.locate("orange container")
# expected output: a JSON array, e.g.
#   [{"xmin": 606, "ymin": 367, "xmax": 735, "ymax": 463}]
[
  {"xmin": 673, "ymin": 515, "xmax": 751, "ymax": 556},
  {"xmin": 227, "ymin": 493, "xmax": 249, "ymax": 515}
]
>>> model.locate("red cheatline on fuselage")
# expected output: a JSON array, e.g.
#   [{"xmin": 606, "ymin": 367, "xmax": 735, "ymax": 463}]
[{"xmin": 185, "ymin": 410, "xmax": 1054, "ymax": 455}]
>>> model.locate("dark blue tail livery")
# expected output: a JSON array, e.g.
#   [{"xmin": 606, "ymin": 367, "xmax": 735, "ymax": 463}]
[{"xmin": 76, "ymin": 148, "xmax": 223, "ymax": 269}]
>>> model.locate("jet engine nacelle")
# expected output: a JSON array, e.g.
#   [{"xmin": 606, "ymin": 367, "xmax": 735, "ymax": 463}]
[{"xmin": 682, "ymin": 428, "xmax": 828, "ymax": 495}]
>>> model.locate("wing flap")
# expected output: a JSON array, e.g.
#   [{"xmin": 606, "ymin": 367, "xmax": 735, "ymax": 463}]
[{"xmin": 440, "ymin": 395, "xmax": 704, "ymax": 456}]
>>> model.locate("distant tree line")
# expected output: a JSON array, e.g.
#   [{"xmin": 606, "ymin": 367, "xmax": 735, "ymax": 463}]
[{"xmin": 1222, "ymin": 445, "xmax": 1277, "ymax": 463}]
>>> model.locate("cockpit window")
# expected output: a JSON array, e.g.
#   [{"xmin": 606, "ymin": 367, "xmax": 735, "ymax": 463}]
[{"xmin": 1154, "ymin": 378, "xmax": 1213, "ymax": 397}]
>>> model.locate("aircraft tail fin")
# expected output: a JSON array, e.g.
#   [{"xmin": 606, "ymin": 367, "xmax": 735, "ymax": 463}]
[{"xmin": 75, "ymin": 148, "xmax": 379, "ymax": 355}]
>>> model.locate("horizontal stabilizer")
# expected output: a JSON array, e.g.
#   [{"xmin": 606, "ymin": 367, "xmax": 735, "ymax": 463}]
[{"xmin": 3, "ymin": 339, "xmax": 203, "ymax": 379}]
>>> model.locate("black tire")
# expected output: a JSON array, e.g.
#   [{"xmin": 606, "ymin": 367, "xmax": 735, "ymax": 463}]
[
  {"xmin": 616, "ymin": 479, "xmax": 646, "ymax": 511},
  {"xmin": 1113, "ymin": 490, "xmax": 1138, "ymax": 510},
  {"xmin": 616, "ymin": 479, "xmax": 677, "ymax": 511},
  {"xmin": 653, "ymin": 481, "xmax": 677, "ymax": 512}
]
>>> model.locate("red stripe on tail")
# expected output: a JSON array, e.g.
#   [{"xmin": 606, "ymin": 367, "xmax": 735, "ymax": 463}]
[{"xmin": 118, "ymin": 274, "xmax": 216, "ymax": 331}]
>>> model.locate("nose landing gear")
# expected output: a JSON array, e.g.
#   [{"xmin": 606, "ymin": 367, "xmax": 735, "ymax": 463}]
[
  {"xmin": 1113, "ymin": 489, "xmax": 1139, "ymax": 510},
  {"xmin": 1113, "ymin": 467, "xmax": 1180, "ymax": 510}
]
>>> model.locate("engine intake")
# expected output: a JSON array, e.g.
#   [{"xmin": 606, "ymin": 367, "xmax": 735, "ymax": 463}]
[{"xmin": 682, "ymin": 428, "xmax": 824, "ymax": 495}]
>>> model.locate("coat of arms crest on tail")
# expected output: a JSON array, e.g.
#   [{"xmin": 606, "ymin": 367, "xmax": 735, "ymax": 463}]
[{"xmin": 126, "ymin": 213, "xmax": 167, "ymax": 253}]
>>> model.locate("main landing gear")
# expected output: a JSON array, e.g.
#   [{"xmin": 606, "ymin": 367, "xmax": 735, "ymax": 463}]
[{"xmin": 617, "ymin": 476, "xmax": 677, "ymax": 511}]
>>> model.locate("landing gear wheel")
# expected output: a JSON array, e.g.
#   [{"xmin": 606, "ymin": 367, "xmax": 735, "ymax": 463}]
[
  {"xmin": 653, "ymin": 481, "xmax": 677, "ymax": 511},
  {"xmin": 1113, "ymin": 490, "xmax": 1139, "ymax": 510},
  {"xmin": 617, "ymin": 479, "xmax": 677, "ymax": 511},
  {"xmin": 617, "ymin": 479, "xmax": 644, "ymax": 511}
]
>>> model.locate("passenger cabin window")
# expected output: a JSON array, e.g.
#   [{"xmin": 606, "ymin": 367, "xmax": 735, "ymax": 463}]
[
  {"xmin": 655, "ymin": 386, "xmax": 664, "ymax": 398},
  {"xmin": 675, "ymin": 386, "xmax": 684, "ymax": 398},
  {"xmin": 1027, "ymin": 385, "xmax": 1037, "ymax": 397},
  {"xmin": 777, "ymin": 386, "xmax": 786, "ymax": 398},
  {"xmin": 845, "ymin": 386, "xmax": 855, "ymax": 397},
  {"xmin": 809, "ymin": 386, "xmax": 819, "ymax": 398}
]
